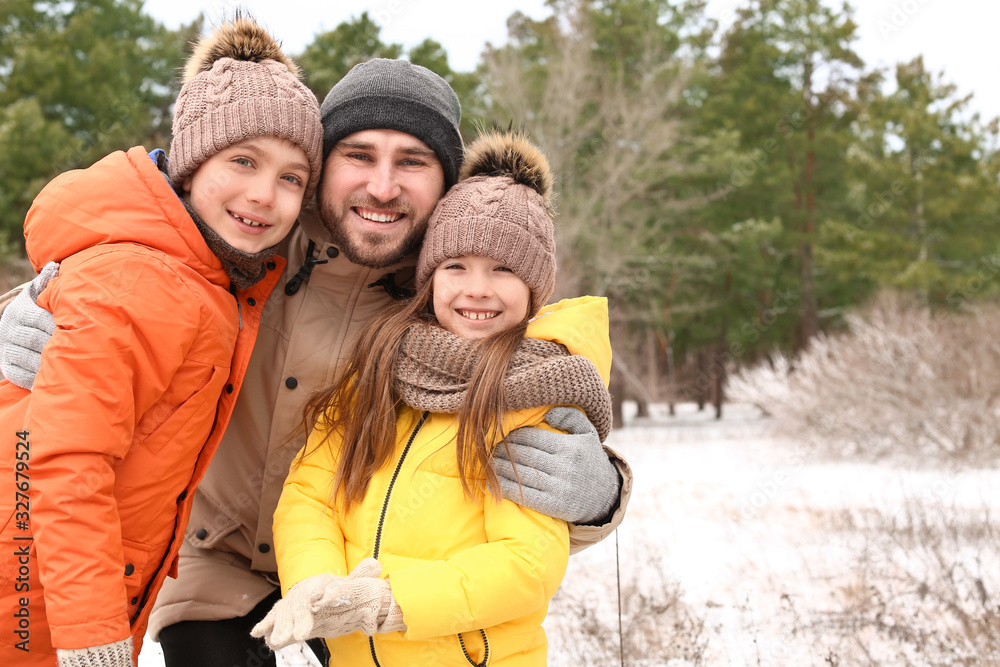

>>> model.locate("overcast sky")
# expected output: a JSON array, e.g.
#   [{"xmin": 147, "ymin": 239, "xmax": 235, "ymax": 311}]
[{"xmin": 142, "ymin": 0, "xmax": 1000, "ymax": 123}]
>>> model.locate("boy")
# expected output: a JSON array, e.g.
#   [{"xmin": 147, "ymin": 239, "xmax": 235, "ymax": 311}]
[{"xmin": 0, "ymin": 16, "xmax": 322, "ymax": 666}]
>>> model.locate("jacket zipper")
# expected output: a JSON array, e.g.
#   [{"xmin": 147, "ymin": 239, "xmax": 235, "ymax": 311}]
[
  {"xmin": 459, "ymin": 629, "xmax": 490, "ymax": 666},
  {"xmin": 228, "ymin": 284, "xmax": 244, "ymax": 330},
  {"xmin": 368, "ymin": 411, "xmax": 429, "ymax": 667},
  {"xmin": 129, "ymin": 511, "xmax": 182, "ymax": 625}
]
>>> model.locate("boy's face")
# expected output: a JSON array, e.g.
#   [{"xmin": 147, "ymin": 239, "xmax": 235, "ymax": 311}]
[
  {"xmin": 432, "ymin": 254, "xmax": 531, "ymax": 340},
  {"xmin": 184, "ymin": 136, "xmax": 310, "ymax": 254},
  {"xmin": 318, "ymin": 129, "xmax": 445, "ymax": 269}
]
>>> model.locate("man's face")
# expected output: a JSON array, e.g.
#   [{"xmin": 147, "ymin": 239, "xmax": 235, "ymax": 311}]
[{"xmin": 319, "ymin": 129, "xmax": 446, "ymax": 269}]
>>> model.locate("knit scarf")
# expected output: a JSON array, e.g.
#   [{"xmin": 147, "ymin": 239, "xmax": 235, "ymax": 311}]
[
  {"xmin": 395, "ymin": 323, "xmax": 613, "ymax": 441},
  {"xmin": 183, "ymin": 199, "xmax": 277, "ymax": 290}
]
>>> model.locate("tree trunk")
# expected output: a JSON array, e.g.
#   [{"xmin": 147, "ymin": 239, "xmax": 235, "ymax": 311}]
[
  {"xmin": 714, "ymin": 272, "xmax": 731, "ymax": 420},
  {"xmin": 610, "ymin": 362, "xmax": 625, "ymax": 429},
  {"xmin": 659, "ymin": 272, "xmax": 677, "ymax": 417},
  {"xmin": 635, "ymin": 397, "xmax": 650, "ymax": 418},
  {"xmin": 696, "ymin": 348, "xmax": 708, "ymax": 411},
  {"xmin": 911, "ymin": 151, "xmax": 928, "ymax": 301},
  {"xmin": 713, "ymin": 337, "xmax": 727, "ymax": 421},
  {"xmin": 645, "ymin": 326, "xmax": 658, "ymax": 401},
  {"xmin": 634, "ymin": 327, "xmax": 657, "ymax": 419},
  {"xmin": 798, "ymin": 59, "xmax": 819, "ymax": 346},
  {"xmin": 664, "ymin": 331, "xmax": 676, "ymax": 416}
]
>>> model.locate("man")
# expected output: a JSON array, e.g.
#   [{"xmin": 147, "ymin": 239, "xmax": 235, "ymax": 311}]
[{"xmin": 0, "ymin": 59, "xmax": 631, "ymax": 667}]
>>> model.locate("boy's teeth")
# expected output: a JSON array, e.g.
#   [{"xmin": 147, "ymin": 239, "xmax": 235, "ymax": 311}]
[{"xmin": 234, "ymin": 214, "xmax": 264, "ymax": 228}]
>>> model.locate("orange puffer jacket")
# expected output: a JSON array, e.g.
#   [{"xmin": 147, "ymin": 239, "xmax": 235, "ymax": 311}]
[{"xmin": 0, "ymin": 147, "xmax": 283, "ymax": 663}]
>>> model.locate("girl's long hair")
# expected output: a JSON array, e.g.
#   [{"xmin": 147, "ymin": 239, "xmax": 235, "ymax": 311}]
[{"xmin": 300, "ymin": 278, "xmax": 529, "ymax": 511}]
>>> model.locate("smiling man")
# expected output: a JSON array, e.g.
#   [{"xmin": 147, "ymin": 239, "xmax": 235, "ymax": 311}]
[
  {"xmin": 319, "ymin": 129, "xmax": 445, "ymax": 268},
  {"xmin": 0, "ymin": 58, "xmax": 632, "ymax": 667}
]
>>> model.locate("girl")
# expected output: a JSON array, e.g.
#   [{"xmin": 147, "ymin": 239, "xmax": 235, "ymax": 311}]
[
  {"xmin": 253, "ymin": 129, "xmax": 613, "ymax": 665},
  {"xmin": 0, "ymin": 17, "xmax": 322, "ymax": 666}
]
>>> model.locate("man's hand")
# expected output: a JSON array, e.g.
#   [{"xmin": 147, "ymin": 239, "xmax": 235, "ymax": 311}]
[
  {"xmin": 494, "ymin": 406, "xmax": 621, "ymax": 525},
  {"xmin": 0, "ymin": 261, "xmax": 59, "ymax": 389}
]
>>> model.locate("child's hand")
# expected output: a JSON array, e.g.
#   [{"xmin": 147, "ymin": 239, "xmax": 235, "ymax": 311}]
[
  {"xmin": 251, "ymin": 558, "xmax": 406, "ymax": 649},
  {"xmin": 250, "ymin": 572, "xmax": 344, "ymax": 649},
  {"xmin": 306, "ymin": 558, "xmax": 406, "ymax": 639},
  {"xmin": 0, "ymin": 260, "xmax": 58, "ymax": 389}
]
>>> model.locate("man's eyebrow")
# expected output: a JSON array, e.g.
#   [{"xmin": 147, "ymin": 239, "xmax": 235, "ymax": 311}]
[
  {"xmin": 334, "ymin": 140, "xmax": 439, "ymax": 162},
  {"xmin": 399, "ymin": 146, "xmax": 438, "ymax": 159},
  {"xmin": 336, "ymin": 140, "xmax": 374, "ymax": 151}
]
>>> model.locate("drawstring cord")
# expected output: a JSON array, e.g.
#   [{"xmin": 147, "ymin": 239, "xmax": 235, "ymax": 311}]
[
  {"xmin": 367, "ymin": 273, "xmax": 415, "ymax": 301},
  {"xmin": 617, "ymin": 529, "xmax": 625, "ymax": 666},
  {"xmin": 284, "ymin": 240, "xmax": 328, "ymax": 295},
  {"xmin": 283, "ymin": 240, "xmax": 413, "ymax": 302}
]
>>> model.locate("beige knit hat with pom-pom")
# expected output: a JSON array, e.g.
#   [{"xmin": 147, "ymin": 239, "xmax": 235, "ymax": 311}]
[
  {"xmin": 416, "ymin": 129, "xmax": 556, "ymax": 316},
  {"xmin": 168, "ymin": 16, "xmax": 323, "ymax": 201}
]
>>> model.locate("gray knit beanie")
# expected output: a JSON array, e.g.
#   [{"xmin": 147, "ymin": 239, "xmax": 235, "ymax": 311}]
[
  {"xmin": 416, "ymin": 129, "xmax": 556, "ymax": 316},
  {"xmin": 169, "ymin": 17, "xmax": 324, "ymax": 201},
  {"xmin": 320, "ymin": 58, "xmax": 463, "ymax": 189}
]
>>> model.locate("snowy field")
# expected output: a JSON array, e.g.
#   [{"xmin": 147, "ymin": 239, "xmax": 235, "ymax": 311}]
[{"xmin": 138, "ymin": 402, "xmax": 1000, "ymax": 665}]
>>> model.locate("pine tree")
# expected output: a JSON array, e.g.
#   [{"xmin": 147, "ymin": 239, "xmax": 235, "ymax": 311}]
[
  {"xmin": 834, "ymin": 57, "xmax": 1000, "ymax": 307},
  {"xmin": 0, "ymin": 0, "xmax": 192, "ymax": 244},
  {"xmin": 697, "ymin": 0, "xmax": 864, "ymax": 348}
]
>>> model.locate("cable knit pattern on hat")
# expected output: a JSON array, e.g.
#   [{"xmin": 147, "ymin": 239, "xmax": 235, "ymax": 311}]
[{"xmin": 168, "ymin": 17, "xmax": 323, "ymax": 200}]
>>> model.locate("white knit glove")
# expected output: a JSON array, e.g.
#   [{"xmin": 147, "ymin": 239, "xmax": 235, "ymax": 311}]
[
  {"xmin": 250, "ymin": 572, "xmax": 344, "ymax": 649},
  {"xmin": 0, "ymin": 261, "xmax": 58, "ymax": 389},
  {"xmin": 56, "ymin": 636, "xmax": 133, "ymax": 667},
  {"xmin": 252, "ymin": 559, "xmax": 405, "ymax": 649}
]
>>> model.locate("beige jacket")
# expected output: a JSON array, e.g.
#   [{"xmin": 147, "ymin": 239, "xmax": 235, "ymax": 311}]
[{"xmin": 147, "ymin": 207, "xmax": 632, "ymax": 636}]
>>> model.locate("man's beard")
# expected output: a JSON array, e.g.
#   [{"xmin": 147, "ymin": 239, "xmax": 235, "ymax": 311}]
[{"xmin": 320, "ymin": 195, "xmax": 428, "ymax": 269}]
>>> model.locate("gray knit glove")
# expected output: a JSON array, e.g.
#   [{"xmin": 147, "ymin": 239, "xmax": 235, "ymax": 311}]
[
  {"xmin": 494, "ymin": 406, "xmax": 621, "ymax": 524},
  {"xmin": 56, "ymin": 636, "xmax": 133, "ymax": 667},
  {"xmin": 252, "ymin": 559, "xmax": 405, "ymax": 649},
  {"xmin": 0, "ymin": 261, "xmax": 58, "ymax": 389}
]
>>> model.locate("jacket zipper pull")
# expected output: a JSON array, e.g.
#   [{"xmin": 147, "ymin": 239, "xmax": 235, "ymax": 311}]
[{"xmin": 237, "ymin": 300, "xmax": 243, "ymax": 331}]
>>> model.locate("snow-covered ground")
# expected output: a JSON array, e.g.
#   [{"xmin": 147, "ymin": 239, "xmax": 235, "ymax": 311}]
[
  {"xmin": 547, "ymin": 402, "xmax": 1000, "ymax": 666},
  {"xmin": 138, "ymin": 402, "xmax": 1000, "ymax": 665}
]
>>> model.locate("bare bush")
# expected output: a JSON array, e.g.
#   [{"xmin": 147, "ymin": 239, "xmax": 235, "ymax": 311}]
[
  {"xmin": 727, "ymin": 292, "xmax": 1000, "ymax": 462},
  {"xmin": 547, "ymin": 550, "xmax": 706, "ymax": 666},
  {"xmin": 804, "ymin": 502, "xmax": 1000, "ymax": 666},
  {"xmin": 0, "ymin": 254, "xmax": 34, "ymax": 293}
]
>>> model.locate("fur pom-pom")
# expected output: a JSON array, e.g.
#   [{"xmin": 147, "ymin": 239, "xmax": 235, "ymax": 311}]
[
  {"xmin": 459, "ymin": 129, "xmax": 553, "ymax": 203},
  {"xmin": 183, "ymin": 14, "xmax": 300, "ymax": 83}
]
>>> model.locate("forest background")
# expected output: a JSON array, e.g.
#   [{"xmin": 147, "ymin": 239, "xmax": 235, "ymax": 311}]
[{"xmin": 3, "ymin": 0, "xmax": 1000, "ymax": 418}]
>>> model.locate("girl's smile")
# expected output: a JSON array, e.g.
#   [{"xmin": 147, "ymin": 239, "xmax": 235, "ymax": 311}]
[{"xmin": 432, "ymin": 255, "xmax": 531, "ymax": 340}]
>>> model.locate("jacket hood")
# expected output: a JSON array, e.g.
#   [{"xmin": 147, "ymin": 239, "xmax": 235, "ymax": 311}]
[
  {"xmin": 24, "ymin": 147, "xmax": 225, "ymax": 285},
  {"xmin": 526, "ymin": 295, "xmax": 612, "ymax": 386}
]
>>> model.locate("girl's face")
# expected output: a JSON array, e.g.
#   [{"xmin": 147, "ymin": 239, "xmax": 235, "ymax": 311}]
[
  {"xmin": 183, "ymin": 136, "xmax": 310, "ymax": 254},
  {"xmin": 432, "ymin": 255, "xmax": 531, "ymax": 340}
]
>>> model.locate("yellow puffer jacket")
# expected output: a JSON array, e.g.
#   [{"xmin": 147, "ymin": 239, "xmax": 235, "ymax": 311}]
[{"xmin": 274, "ymin": 295, "xmax": 611, "ymax": 666}]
